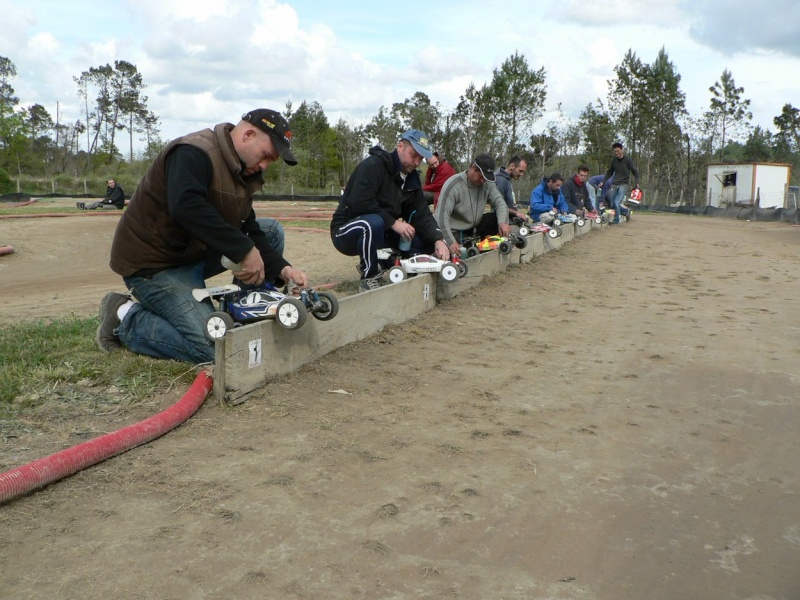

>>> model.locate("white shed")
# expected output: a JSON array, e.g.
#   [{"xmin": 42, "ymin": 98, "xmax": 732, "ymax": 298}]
[{"xmin": 706, "ymin": 163, "xmax": 792, "ymax": 209}]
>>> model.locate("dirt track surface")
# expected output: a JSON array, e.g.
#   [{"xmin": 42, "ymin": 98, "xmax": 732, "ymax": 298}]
[
  {"xmin": 2, "ymin": 210, "xmax": 800, "ymax": 599},
  {"xmin": 0, "ymin": 200, "xmax": 350, "ymax": 325}
]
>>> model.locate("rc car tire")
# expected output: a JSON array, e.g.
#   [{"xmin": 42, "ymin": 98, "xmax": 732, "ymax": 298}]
[
  {"xmin": 518, "ymin": 225, "xmax": 530, "ymax": 236},
  {"xmin": 440, "ymin": 263, "xmax": 459, "ymax": 282},
  {"xmin": 466, "ymin": 247, "xmax": 479, "ymax": 258},
  {"xmin": 553, "ymin": 217, "xmax": 563, "ymax": 226},
  {"xmin": 276, "ymin": 297, "xmax": 307, "ymax": 329},
  {"xmin": 576, "ymin": 218, "xmax": 586, "ymax": 227},
  {"xmin": 312, "ymin": 291, "xmax": 339, "ymax": 321},
  {"xmin": 205, "ymin": 311, "xmax": 235, "ymax": 342},
  {"xmin": 594, "ymin": 216, "xmax": 602, "ymax": 224},
  {"xmin": 455, "ymin": 260, "xmax": 468, "ymax": 278},
  {"xmin": 547, "ymin": 227, "xmax": 559, "ymax": 239},
  {"xmin": 514, "ymin": 235, "xmax": 528, "ymax": 249},
  {"xmin": 498, "ymin": 241, "xmax": 512, "ymax": 254},
  {"xmin": 388, "ymin": 266, "xmax": 406, "ymax": 283}
]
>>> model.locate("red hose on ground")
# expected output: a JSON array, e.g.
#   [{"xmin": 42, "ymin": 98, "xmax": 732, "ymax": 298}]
[{"xmin": 0, "ymin": 371, "xmax": 213, "ymax": 504}]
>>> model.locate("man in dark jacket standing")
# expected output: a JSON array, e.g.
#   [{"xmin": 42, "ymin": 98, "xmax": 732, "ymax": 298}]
[
  {"xmin": 97, "ymin": 108, "xmax": 308, "ymax": 364},
  {"xmin": 331, "ymin": 130, "xmax": 448, "ymax": 292},
  {"xmin": 561, "ymin": 165, "xmax": 594, "ymax": 217},
  {"xmin": 599, "ymin": 143, "xmax": 638, "ymax": 224}
]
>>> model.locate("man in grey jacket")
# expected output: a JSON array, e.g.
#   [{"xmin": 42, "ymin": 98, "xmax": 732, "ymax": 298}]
[{"xmin": 434, "ymin": 153, "xmax": 510, "ymax": 257}]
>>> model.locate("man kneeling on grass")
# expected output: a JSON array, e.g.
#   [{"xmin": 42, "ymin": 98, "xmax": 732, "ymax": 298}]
[{"xmin": 97, "ymin": 108, "xmax": 308, "ymax": 364}]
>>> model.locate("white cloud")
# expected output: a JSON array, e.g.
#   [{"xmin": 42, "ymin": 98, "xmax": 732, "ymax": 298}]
[
  {"xmin": 0, "ymin": 0, "xmax": 797, "ymax": 149},
  {"xmin": 559, "ymin": 0, "xmax": 685, "ymax": 24},
  {"xmin": 686, "ymin": 0, "xmax": 800, "ymax": 57}
]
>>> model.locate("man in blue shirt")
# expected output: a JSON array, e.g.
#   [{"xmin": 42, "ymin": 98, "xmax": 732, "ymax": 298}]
[{"xmin": 529, "ymin": 173, "xmax": 568, "ymax": 224}]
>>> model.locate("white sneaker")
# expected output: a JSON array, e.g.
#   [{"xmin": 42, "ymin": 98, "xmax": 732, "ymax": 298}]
[{"xmin": 359, "ymin": 272, "xmax": 385, "ymax": 292}]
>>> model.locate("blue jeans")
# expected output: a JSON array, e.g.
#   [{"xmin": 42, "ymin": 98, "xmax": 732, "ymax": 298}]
[
  {"xmin": 117, "ymin": 218, "xmax": 284, "ymax": 363},
  {"xmin": 609, "ymin": 185, "xmax": 630, "ymax": 223},
  {"xmin": 256, "ymin": 217, "xmax": 284, "ymax": 255}
]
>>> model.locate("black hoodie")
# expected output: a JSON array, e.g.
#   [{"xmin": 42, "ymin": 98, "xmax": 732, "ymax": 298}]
[{"xmin": 331, "ymin": 146, "xmax": 443, "ymax": 245}]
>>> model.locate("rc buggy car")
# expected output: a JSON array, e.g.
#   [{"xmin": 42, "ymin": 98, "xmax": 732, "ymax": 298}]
[
  {"xmin": 531, "ymin": 223, "xmax": 563, "ymax": 238},
  {"xmin": 512, "ymin": 214, "xmax": 563, "ymax": 238},
  {"xmin": 552, "ymin": 213, "xmax": 586, "ymax": 227},
  {"xmin": 510, "ymin": 215, "xmax": 533, "ymax": 236},
  {"xmin": 462, "ymin": 233, "xmax": 527, "ymax": 257},
  {"xmin": 193, "ymin": 282, "xmax": 339, "ymax": 341},
  {"xmin": 585, "ymin": 211, "xmax": 604, "ymax": 224},
  {"xmin": 385, "ymin": 253, "xmax": 466, "ymax": 283},
  {"xmin": 375, "ymin": 248, "xmax": 468, "ymax": 282}
]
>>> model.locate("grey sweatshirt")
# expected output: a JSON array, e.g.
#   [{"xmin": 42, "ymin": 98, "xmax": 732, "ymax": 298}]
[{"xmin": 434, "ymin": 172, "xmax": 509, "ymax": 246}]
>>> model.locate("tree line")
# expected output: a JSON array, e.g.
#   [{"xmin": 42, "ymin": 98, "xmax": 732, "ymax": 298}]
[{"xmin": 1, "ymin": 49, "xmax": 799, "ymax": 203}]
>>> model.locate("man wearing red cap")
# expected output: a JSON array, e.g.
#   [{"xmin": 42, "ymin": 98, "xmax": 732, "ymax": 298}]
[{"xmin": 96, "ymin": 109, "xmax": 308, "ymax": 364}]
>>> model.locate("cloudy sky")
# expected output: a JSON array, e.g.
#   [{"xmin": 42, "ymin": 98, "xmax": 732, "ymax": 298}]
[{"xmin": 2, "ymin": 0, "xmax": 799, "ymax": 152}]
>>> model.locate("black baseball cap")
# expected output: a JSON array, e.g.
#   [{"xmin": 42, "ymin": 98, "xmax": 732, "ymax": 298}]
[
  {"xmin": 474, "ymin": 153, "xmax": 496, "ymax": 182},
  {"xmin": 241, "ymin": 108, "xmax": 298, "ymax": 166}
]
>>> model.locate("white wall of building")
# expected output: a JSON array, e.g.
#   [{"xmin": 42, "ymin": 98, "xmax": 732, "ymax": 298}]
[{"xmin": 706, "ymin": 163, "xmax": 791, "ymax": 208}]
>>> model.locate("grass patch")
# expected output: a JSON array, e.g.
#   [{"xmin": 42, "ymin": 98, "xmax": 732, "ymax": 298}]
[
  {"xmin": 280, "ymin": 219, "xmax": 330, "ymax": 230},
  {"xmin": 0, "ymin": 202, "xmax": 98, "ymax": 216},
  {"xmin": 333, "ymin": 279, "xmax": 360, "ymax": 296},
  {"xmin": 0, "ymin": 316, "xmax": 197, "ymax": 417}
]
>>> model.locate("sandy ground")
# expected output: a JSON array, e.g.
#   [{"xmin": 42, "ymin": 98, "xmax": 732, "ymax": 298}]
[
  {"xmin": 1, "ymin": 206, "xmax": 800, "ymax": 599},
  {"xmin": 0, "ymin": 200, "xmax": 352, "ymax": 325}
]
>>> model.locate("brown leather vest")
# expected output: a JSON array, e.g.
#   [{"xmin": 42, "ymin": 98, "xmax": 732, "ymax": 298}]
[{"xmin": 109, "ymin": 123, "xmax": 263, "ymax": 277}]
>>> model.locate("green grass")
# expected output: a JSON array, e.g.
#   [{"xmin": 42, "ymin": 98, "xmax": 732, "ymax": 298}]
[
  {"xmin": 0, "ymin": 317, "xmax": 198, "ymax": 418},
  {"xmin": 279, "ymin": 219, "xmax": 330, "ymax": 230},
  {"xmin": 0, "ymin": 203, "xmax": 89, "ymax": 216}
]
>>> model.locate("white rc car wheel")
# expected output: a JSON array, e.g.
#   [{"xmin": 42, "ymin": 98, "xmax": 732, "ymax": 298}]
[
  {"xmin": 440, "ymin": 263, "xmax": 458, "ymax": 282},
  {"xmin": 518, "ymin": 225, "xmax": 530, "ymax": 236},
  {"xmin": 276, "ymin": 297, "xmax": 307, "ymax": 329},
  {"xmin": 577, "ymin": 218, "xmax": 586, "ymax": 227},
  {"xmin": 388, "ymin": 266, "xmax": 406, "ymax": 283},
  {"xmin": 547, "ymin": 227, "xmax": 559, "ymax": 239},
  {"xmin": 205, "ymin": 312, "xmax": 234, "ymax": 342},
  {"xmin": 553, "ymin": 217, "xmax": 563, "ymax": 226}
]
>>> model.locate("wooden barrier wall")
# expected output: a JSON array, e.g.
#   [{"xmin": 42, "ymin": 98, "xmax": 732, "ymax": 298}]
[{"xmin": 213, "ymin": 219, "xmax": 601, "ymax": 403}]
